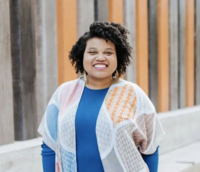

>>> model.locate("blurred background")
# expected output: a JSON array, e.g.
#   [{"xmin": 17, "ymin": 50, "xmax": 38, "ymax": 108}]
[{"xmin": 0, "ymin": 0, "xmax": 200, "ymax": 172}]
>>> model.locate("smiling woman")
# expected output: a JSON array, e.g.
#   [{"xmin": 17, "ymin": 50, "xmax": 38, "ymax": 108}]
[
  {"xmin": 38, "ymin": 21, "xmax": 165, "ymax": 172},
  {"xmin": 83, "ymin": 38, "xmax": 117, "ymax": 89}
]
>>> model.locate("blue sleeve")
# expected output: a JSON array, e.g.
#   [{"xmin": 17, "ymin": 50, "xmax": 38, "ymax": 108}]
[
  {"xmin": 142, "ymin": 146, "xmax": 159, "ymax": 172},
  {"xmin": 41, "ymin": 141, "xmax": 55, "ymax": 172}
]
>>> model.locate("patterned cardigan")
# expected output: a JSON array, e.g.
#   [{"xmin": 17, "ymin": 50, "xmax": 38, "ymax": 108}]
[{"xmin": 38, "ymin": 77, "xmax": 166, "ymax": 172}]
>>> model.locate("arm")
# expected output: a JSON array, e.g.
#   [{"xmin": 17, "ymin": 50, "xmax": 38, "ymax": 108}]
[
  {"xmin": 142, "ymin": 146, "xmax": 159, "ymax": 172},
  {"xmin": 41, "ymin": 141, "xmax": 55, "ymax": 172}
]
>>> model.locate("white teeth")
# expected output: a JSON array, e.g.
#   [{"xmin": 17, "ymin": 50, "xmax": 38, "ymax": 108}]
[{"xmin": 94, "ymin": 65, "xmax": 106, "ymax": 67}]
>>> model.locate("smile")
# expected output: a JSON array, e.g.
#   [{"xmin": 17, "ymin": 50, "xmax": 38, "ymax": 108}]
[{"xmin": 93, "ymin": 64, "xmax": 108, "ymax": 70}]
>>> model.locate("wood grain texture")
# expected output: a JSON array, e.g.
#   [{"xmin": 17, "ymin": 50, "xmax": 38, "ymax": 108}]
[
  {"xmin": 195, "ymin": 0, "xmax": 200, "ymax": 105},
  {"xmin": 179, "ymin": 0, "xmax": 186, "ymax": 108},
  {"xmin": 0, "ymin": 0, "xmax": 14, "ymax": 145},
  {"xmin": 123, "ymin": 0, "xmax": 137, "ymax": 83},
  {"xmin": 148, "ymin": 0, "xmax": 158, "ymax": 111},
  {"xmin": 186, "ymin": 0, "xmax": 195, "ymax": 107},
  {"xmin": 108, "ymin": 0, "xmax": 123, "ymax": 24},
  {"xmin": 57, "ymin": 0, "xmax": 77, "ymax": 84},
  {"xmin": 135, "ymin": 0, "xmax": 149, "ymax": 95},
  {"xmin": 157, "ymin": 0, "xmax": 169, "ymax": 112},
  {"xmin": 169, "ymin": 0, "xmax": 179, "ymax": 110}
]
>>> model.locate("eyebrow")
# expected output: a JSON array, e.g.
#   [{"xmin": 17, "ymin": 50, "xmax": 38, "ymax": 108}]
[{"xmin": 88, "ymin": 47, "xmax": 114, "ymax": 51}]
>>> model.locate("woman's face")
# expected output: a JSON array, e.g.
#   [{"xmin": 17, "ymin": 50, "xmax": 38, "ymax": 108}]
[{"xmin": 83, "ymin": 37, "xmax": 117, "ymax": 81}]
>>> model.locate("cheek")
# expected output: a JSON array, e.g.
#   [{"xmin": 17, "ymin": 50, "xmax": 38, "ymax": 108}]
[
  {"xmin": 83, "ymin": 55, "xmax": 92, "ymax": 70},
  {"xmin": 111, "ymin": 56, "xmax": 117, "ymax": 69}
]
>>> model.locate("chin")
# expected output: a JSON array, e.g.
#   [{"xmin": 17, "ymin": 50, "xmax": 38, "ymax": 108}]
[{"xmin": 89, "ymin": 74, "xmax": 112, "ymax": 80}]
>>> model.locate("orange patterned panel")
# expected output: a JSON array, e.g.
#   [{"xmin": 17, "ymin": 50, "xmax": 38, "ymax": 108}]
[{"xmin": 105, "ymin": 85, "xmax": 137, "ymax": 127}]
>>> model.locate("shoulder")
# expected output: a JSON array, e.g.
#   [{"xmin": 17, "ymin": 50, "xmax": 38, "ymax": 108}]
[
  {"xmin": 57, "ymin": 78, "xmax": 81, "ymax": 93},
  {"xmin": 117, "ymin": 79, "xmax": 144, "ymax": 95},
  {"xmin": 51, "ymin": 78, "xmax": 81, "ymax": 105},
  {"xmin": 118, "ymin": 79, "xmax": 155, "ymax": 114}
]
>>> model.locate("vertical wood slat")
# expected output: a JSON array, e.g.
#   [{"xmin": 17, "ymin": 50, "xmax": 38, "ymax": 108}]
[
  {"xmin": 108, "ymin": 0, "xmax": 123, "ymax": 24},
  {"xmin": 10, "ymin": 0, "xmax": 37, "ymax": 140},
  {"xmin": 195, "ymin": 0, "xmax": 200, "ymax": 105},
  {"xmin": 56, "ymin": 0, "xmax": 77, "ymax": 85},
  {"xmin": 186, "ymin": 0, "xmax": 195, "ymax": 107},
  {"xmin": 169, "ymin": 0, "xmax": 179, "ymax": 110},
  {"xmin": 179, "ymin": 0, "xmax": 186, "ymax": 108},
  {"xmin": 157, "ymin": 0, "xmax": 169, "ymax": 112},
  {"xmin": 98, "ymin": 0, "xmax": 109, "ymax": 22},
  {"xmin": 77, "ymin": 0, "xmax": 94, "ymax": 38},
  {"xmin": 124, "ymin": 0, "xmax": 137, "ymax": 83},
  {"xmin": 135, "ymin": 0, "xmax": 149, "ymax": 95},
  {"xmin": 148, "ymin": 0, "xmax": 158, "ymax": 111},
  {"xmin": 0, "ymin": 0, "xmax": 14, "ymax": 145}
]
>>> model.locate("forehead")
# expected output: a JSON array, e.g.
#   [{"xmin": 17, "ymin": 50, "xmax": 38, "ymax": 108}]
[{"xmin": 86, "ymin": 37, "xmax": 115, "ymax": 49}]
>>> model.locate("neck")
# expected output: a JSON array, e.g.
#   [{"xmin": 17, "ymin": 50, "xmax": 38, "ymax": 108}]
[{"xmin": 85, "ymin": 76, "xmax": 113, "ymax": 89}]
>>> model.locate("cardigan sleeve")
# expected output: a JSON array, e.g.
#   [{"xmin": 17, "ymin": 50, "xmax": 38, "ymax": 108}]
[
  {"xmin": 132, "ymin": 85, "xmax": 166, "ymax": 155},
  {"xmin": 38, "ymin": 86, "xmax": 61, "ymax": 152},
  {"xmin": 41, "ymin": 141, "xmax": 56, "ymax": 172},
  {"xmin": 142, "ymin": 146, "xmax": 159, "ymax": 172}
]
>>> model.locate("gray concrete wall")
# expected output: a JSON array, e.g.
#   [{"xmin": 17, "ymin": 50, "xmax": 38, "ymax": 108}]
[
  {"xmin": 159, "ymin": 105, "xmax": 200, "ymax": 154},
  {"xmin": 0, "ymin": 138, "xmax": 43, "ymax": 172},
  {"xmin": 0, "ymin": 0, "xmax": 14, "ymax": 145}
]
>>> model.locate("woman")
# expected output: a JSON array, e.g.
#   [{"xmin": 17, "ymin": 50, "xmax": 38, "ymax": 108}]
[{"xmin": 38, "ymin": 22, "xmax": 166, "ymax": 172}]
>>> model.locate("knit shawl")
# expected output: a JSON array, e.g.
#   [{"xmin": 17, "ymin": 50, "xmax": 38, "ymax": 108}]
[{"xmin": 38, "ymin": 77, "xmax": 166, "ymax": 172}]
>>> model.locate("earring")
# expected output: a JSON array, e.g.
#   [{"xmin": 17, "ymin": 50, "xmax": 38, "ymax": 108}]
[
  {"xmin": 83, "ymin": 71, "xmax": 88, "ymax": 83},
  {"xmin": 113, "ymin": 70, "xmax": 119, "ymax": 83}
]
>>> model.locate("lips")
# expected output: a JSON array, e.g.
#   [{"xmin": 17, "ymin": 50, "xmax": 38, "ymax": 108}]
[{"xmin": 93, "ymin": 63, "xmax": 108, "ymax": 70}]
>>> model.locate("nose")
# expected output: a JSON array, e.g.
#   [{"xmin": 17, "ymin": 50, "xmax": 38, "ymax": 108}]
[{"xmin": 96, "ymin": 53, "xmax": 105, "ymax": 61}]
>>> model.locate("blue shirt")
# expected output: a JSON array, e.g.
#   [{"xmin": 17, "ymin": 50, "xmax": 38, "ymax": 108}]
[{"xmin": 41, "ymin": 86, "xmax": 159, "ymax": 172}]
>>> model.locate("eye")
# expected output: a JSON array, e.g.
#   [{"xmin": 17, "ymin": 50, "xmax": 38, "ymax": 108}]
[
  {"xmin": 88, "ymin": 51, "xmax": 96, "ymax": 55},
  {"xmin": 105, "ymin": 52, "xmax": 112, "ymax": 55}
]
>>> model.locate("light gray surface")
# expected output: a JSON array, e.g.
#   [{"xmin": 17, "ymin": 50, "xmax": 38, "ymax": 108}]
[
  {"xmin": 0, "ymin": 138, "xmax": 43, "ymax": 172},
  {"xmin": 179, "ymin": 0, "xmax": 186, "ymax": 108},
  {"xmin": 0, "ymin": 0, "xmax": 14, "ymax": 145},
  {"xmin": 159, "ymin": 141, "xmax": 200, "ymax": 172},
  {"xmin": 159, "ymin": 105, "xmax": 200, "ymax": 154},
  {"xmin": 169, "ymin": 0, "xmax": 179, "ymax": 110},
  {"xmin": 195, "ymin": 0, "xmax": 200, "ymax": 105},
  {"xmin": 123, "ymin": 0, "xmax": 137, "ymax": 83},
  {"xmin": 77, "ymin": 0, "xmax": 95, "ymax": 38}
]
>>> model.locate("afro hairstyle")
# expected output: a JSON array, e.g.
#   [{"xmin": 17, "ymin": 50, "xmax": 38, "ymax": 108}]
[{"xmin": 69, "ymin": 21, "xmax": 132, "ymax": 77}]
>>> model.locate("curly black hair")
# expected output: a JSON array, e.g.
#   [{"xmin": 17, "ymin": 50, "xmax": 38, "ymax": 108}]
[{"xmin": 69, "ymin": 21, "xmax": 132, "ymax": 77}]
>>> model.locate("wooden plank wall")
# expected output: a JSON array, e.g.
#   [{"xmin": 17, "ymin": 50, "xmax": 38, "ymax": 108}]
[
  {"xmin": 124, "ymin": 0, "xmax": 137, "ymax": 83},
  {"xmin": 186, "ymin": 0, "xmax": 195, "ymax": 107},
  {"xmin": 179, "ymin": 0, "xmax": 186, "ymax": 109},
  {"xmin": 195, "ymin": 0, "xmax": 200, "ymax": 105},
  {"xmin": 135, "ymin": 0, "xmax": 149, "ymax": 95},
  {"xmin": 169, "ymin": 0, "xmax": 179, "ymax": 110},
  {"xmin": 148, "ymin": 0, "xmax": 158, "ymax": 111},
  {"xmin": 0, "ymin": 0, "xmax": 14, "ymax": 145},
  {"xmin": 56, "ymin": 0, "xmax": 77, "ymax": 85},
  {"xmin": 157, "ymin": 0, "xmax": 169, "ymax": 112}
]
